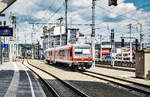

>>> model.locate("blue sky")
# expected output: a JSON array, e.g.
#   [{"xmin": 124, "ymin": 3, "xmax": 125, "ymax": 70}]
[
  {"xmin": 124, "ymin": 0, "xmax": 150, "ymax": 12},
  {"xmin": 2, "ymin": 0, "xmax": 150, "ymax": 43}
]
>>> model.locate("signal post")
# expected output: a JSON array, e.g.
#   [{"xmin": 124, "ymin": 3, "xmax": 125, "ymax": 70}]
[
  {"xmin": 91, "ymin": 0, "xmax": 118, "ymax": 67},
  {"xmin": 110, "ymin": 29, "xmax": 115, "ymax": 66}
]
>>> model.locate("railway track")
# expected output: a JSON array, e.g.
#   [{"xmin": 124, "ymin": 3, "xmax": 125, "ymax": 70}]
[
  {"xmin": 24, "ymin": 60, "xmax": 90, "ymax": 97},
  {"xmin": 95, "ymin": 64, "xmax": 135, "ymax": 72},
  {"xmin": 79, "ymin": 70, "xmax": 150, "ymax": 96}
]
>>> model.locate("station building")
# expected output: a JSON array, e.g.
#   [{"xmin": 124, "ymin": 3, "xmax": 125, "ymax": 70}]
[{"xmin": 41, "ymin": 25, "xmax": 85, "ymax": 52}]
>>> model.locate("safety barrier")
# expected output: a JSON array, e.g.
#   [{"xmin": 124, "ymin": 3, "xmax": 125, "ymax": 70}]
[{"xmin": 96, "ymin": 60, "xmax": 135, "ymax": 68}]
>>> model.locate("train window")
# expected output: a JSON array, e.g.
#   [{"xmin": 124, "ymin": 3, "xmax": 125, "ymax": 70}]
[
  {"xmin": 57, "ymin": 49, "xmax": 68, "ymax": 56},
  {"xmin": 59, "ymin": 50, "xmax": 61, "ymax": 56},
  {"xmin": 60, "ymin": 50, "xmax": 62, "ymax": 56},
  {"xmin": 46, "ymin": 51, "xmax": 48, "ymax": 56},
  {"xmin": 67, "ymin": 49, "xmax": 69, "ymax": 56},
  {"xmin": 74, "ymin": 46, "xmax": 91, "ymax": 58},
  {"xmin": 51, "ymin": 51, "xmax": 53, "ymax": 56},
  {"xmin": 56, "ymin": 50, "xmax": 59, "ymax": 56},
  {"xmin": 59, "ymin": 50, "xmax": 60, "ymax": 55},
  {"xmin": 61, "ymin": 50, "xmax": 65, "ymax": 56},
  {"xmin": 59, "ymin": 50, "xmax": 63, "ymax": 56},
  {"xmin": 63, "ymin": 50, "xmax": 67, "ymax": 56},
  {"xmin": 70, "ymin": 48, "xmax": 72, "ymax": 56},
  {"xmin": 49, "ymin": 51, "xmax": 50, "ymax": 56},
  {"xmin": 57, "ymin": 50, "xmax": 60, "ymax": 56},
  {"xmin": 62, "ymin": 50, "xmax": 65, "ymax": 56}
]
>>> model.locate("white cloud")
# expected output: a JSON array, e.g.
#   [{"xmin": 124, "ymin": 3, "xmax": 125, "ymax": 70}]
[
  {"xmin": 34, "ymin": 10, "xmax": 52, "ymax": 20},
  {"xmin": 9, "ymin": 0, "xmax": 39, "ymax": 15},
  {"xmin": 3, "ymin": 0, "xmax": 150, "ymax": 43},
  {"xmin": 70, "ymin": 14, "xmax": 87, "ymax": 24},
  {"xmin": 72, "ymin": 0, "xmax": 91, "ymax": 7},
  {"xmin": 110, "ymin": 3, "xmax": 136, "ymax": 18}
]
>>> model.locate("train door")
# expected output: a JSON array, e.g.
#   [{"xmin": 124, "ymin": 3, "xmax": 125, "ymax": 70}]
[
  {"xmin": 54, "ymin": 48, "xmax": 55, "ymax": 63},
  {"xmin": 64, "ymin": 49, "xmax": 66, "ymax": 60},
  {"xmin": 67, "ymin": 48, "xmax": 71, "ymax": 60},
  {"xmin": 69, "ymin": 47, "xmax": 72, "ymax": 60}
]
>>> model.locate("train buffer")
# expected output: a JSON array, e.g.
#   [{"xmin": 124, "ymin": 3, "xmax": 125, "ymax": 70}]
[{"xmin": 0, "ymin": 62, "xmax": 46, "ymax": 97}]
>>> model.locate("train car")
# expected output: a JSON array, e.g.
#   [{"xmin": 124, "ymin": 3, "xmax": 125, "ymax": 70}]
[
  {"xmin": 45, "ymin": 44, "xmax": 93, "ymax": 70},
  {"xmin": 45, "ymin": 48, "xmax": 55, "ymax": 63}
]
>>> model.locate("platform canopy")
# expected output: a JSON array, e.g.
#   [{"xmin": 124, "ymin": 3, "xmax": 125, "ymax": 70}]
[{"xmin": 0, "ymin": 0, "xmax": 16, "ymax": 14}]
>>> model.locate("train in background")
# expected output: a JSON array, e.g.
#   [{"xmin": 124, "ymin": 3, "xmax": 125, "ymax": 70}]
[{"xmin": 45, "ymin": 44, "xmax": 93, "ymax": 70}]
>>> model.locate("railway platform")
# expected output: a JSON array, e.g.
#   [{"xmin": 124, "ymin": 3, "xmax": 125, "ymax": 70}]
[
  {"xmin": 0, "ymin": 62, "xmax": 46, "ymax": 97},
  {"xmin": 89, "ymin": 66, "xmax": 150, "ymax": 87}
]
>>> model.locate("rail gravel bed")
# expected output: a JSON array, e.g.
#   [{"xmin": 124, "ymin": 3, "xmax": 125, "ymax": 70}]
[
  {"xmin": 27, "ymin": 59, "xmax": 141, "ymax": 97},
  {"xmin": 25, "ymin": 60, "xmax": 89, "ymax": 97}
]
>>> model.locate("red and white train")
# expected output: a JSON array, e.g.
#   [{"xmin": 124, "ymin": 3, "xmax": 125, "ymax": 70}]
[{"xmin": 45, "ymin": 44, "xmax": 93, "ymax": 70}]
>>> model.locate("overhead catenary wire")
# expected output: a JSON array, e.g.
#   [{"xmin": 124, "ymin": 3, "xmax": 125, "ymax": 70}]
[
  {"xmin": 37, "ymin": 0, "xmax": 59, "ymax": 21},
  {"xmin": 47, "ymin": 3, "xmax": 64, "ymax": 21},
  {"xmin": 95, "ymin": 4, "xmax": 150, "ymax": 31},
  {"xmin": 33, "ymin": 2, "xmax": 65, "ymax": 33},
  {"xmin": 26, "ymin": 0, "xmax": 150, "ymax": 43},
  {"xmin": 27, "ymin": 1, "xmax": 65, "ymax": 43},
  {"xmin": 18, "ymin": 0, "xmax": 59, "ymax": 22},
  {"xmin": 95, "ymin": 1, "xmax": 150, "ymax": 28},
  {"xmin": 96, "ymin": 5, "xmax": 139, "ymax": 22}
]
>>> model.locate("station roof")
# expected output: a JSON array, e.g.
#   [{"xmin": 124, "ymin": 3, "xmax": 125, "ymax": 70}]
[{"xmin": 0, "ymin": 0, "xmax": 16, "ymax": 14}]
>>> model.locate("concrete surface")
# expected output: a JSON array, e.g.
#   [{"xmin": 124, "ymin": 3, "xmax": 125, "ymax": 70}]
[{"xmin": 0, "ymin": 62, "xmax": 46, "ymax": 97}]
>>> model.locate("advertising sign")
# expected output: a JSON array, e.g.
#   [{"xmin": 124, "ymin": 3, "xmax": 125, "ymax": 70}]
[
  {"xmin": 0, "ymin": 26, "xmax": 13, "ymax": 36},
  {"xmin": 54, "ymin": 26, "xmax": 65, "ymax": 36},
  {"xmin": 70, "ymin": 29, "xmax": 78, "ymax": 44},
  {"xmin": 1, "ymin": 44, "xmax": 8, "ymax": 48}
]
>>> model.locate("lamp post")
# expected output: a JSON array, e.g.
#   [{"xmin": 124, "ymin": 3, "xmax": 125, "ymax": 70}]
[
  {"xmin": 0, "ymin": 14, "xmax": 5, "ymax": 64},
  {"xmin": 99, "ymin": 34, "xmax": 102, "ymax": 60},
  {"xmin": 91, "ymin": 0, "xmax": 96, "ymax": 67},
  {"xmin": 129, "ymin": 24, "xmax": 133, "ymax": 62},
  {"xmin": 65, "ymin": 0, "xmax": 68, "ymax": 45}
]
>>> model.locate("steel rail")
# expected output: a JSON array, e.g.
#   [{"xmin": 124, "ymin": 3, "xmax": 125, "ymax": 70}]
[
  {"xmin": 87, "ymin": 71, "xmax": 150, "ymax": 88},
  {"xmin": 79, "ymin": 71, "xmax": 150, "ymax": 95},
  {"xmin": 26, "ymin": 59, "xmax": 90, "ymax": 97},
  {"xmin": 95, "ymin": 65, "xmax": 135, "ymax": 72},
  {"xmin": 23, "ymin": 61, "xmax": 60, "ymax": 97}
]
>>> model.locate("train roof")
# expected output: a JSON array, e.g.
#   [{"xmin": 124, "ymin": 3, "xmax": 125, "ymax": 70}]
[
  {"xmin": 45, "ymin": 44, "xmax": 91, "ymax": 51},
  {"xmin": 45, "ymin": 48, "xmax": 54, "ymax": 51}
]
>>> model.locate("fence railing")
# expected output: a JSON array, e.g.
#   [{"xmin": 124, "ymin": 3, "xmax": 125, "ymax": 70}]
[{"xmin": 95, "ymin": 59, "xmax": 135, "ymax": 68}]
